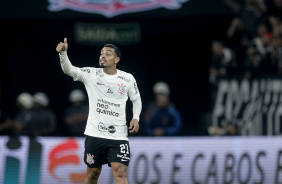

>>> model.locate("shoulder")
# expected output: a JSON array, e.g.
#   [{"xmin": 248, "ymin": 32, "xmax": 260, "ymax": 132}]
[
  {"xmin": 168, "ymin": 106, "xmax": 180, "ymax": 115},
  {"xmin": 117, "ymin": 70, "xmax": 136, "ymax": 82}
]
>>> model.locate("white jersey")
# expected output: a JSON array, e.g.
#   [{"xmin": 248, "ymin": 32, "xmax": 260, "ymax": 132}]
[{"xmin": 71, "ymin": 67, "xmax": 140, "ymax": 140}]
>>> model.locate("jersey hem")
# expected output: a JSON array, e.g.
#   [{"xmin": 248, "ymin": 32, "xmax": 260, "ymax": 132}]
[{"xmin": 84, "ymin": 133, "xmax": 129, "ymax": 141}]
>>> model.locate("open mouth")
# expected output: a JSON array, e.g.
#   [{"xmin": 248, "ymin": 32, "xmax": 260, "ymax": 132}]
[{"xmin": 100, "ymin": 59, "xmax": 107, "ymax": 64}]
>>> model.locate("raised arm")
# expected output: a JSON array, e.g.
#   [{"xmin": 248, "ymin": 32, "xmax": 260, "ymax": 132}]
[{"xmin": 56, "ymin": 38, "xmax": 77, "ymax": 78}]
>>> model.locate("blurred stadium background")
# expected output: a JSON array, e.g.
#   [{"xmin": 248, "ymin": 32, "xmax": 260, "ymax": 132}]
[{"xmin": 1, "ymin": 0, "xmax": 282, "ymax": 183}]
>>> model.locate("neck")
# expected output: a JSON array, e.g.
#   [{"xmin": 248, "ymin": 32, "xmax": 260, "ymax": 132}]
[{"xmin": 103, "ymin": 67, "xmax": 117, "ymax": 75}]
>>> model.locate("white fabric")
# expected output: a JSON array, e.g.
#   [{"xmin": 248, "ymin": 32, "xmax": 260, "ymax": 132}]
[
  {"xmin": 132, "ymin": 97, "xmax": 142, "ymax": 122},
  {"xmin": 59, "ymin": 52, "xmax": 141, "ymax": 140}
]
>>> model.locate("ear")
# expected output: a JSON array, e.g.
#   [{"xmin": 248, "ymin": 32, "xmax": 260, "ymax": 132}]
[{"xmin": 115, "ymin": 57, "xmax": 120, "ymax": 64}]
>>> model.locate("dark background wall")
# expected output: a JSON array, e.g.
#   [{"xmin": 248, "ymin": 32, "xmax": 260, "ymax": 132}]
[{"xmin": 0, "ymin": 0, "xmax": 233, "ymax": 136}]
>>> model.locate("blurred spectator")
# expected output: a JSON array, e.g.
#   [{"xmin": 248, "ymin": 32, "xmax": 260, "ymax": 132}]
[
  {"xmin": 223, "ymin": 2, "xmax": 282, "ymax": 76},
  {"xmin": 22, "ymin": 92, "xmax": 57, "ymax": 138},
  {"xmin": 13, "ymin": 93, "xmax": 34, "ymax": 135},
  {"xmin": 0, "ymin": 111, "xmax": 11, "ymax": 135},
  {"xmin": 209, "ymin": 40, "xmax": 233, "ymax": 85},
  {"xmin": 145, "ymin": 82, "xmax": 182, "ymax": 136},
  {"xmin": 208, "ymin": 122, "xmax": 240, "ymax": 136},
  {"xmin": 268, "ymin": 16, "xmax": 281, "ymax": 37},
  {"xmin": 253, "ymin": 23, "xmax": 272, "ymax": 55},
  {"xmin": 226, "ymin": 17, "xmax": 249, "ymax": 54},
  {"xmin": 229, "ymin": 49, "xmax": 240, "ymax": 75},
  {"xmin": 64, "ymin": 89, "xmax": 88, "ymax": 137},
  {"xmin": 224, "ymin": 0, "xmax": 267, "ymax": 37},
  {"xmin": 266, "ymin": 0, "xmax": 282, "ymax": 19},
  {"xmin": 264, "ymin": 35, "xmax": 282, "ymax": 73},
  {"xmin": 0, "ymin": 92, "xmax": 57, "ymax": 137},
  {"xmin": 0, "ymin": 92, "xmax": 34, "ymax": 136},
  {"xmin": 242, "ymin": 44, "xmax": 264, "ymax": 79},
  {"xmin": 241, "ymin": 0, "xmax": 267, "ymax": 37},
  {"xmin": 0, "ymin": 112, "xmax": 13, "ymax": 135}
]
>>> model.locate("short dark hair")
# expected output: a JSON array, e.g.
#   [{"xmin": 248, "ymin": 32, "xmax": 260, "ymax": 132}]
[{"xmin": 104, "ymin": 44, "xmax": 121, "ymax": 58}]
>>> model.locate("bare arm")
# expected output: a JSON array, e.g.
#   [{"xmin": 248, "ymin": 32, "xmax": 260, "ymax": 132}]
[
  {"xmin": 224, "ymin": 0, "xmax": 240, "ymax": 13},
  {"xmin": 227, "ymin": 18, "xmax": 241, "ymax": 38}
]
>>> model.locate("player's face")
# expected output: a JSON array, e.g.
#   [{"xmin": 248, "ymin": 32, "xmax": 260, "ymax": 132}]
[{"xmin": 99, "ymin": 47, "xmax": 120, "ymax": 68}]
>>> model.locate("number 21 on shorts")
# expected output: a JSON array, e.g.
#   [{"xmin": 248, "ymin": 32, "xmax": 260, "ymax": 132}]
[{"xmin": 120, "ymin": 144, "xmax": 129, "ymax": 154}]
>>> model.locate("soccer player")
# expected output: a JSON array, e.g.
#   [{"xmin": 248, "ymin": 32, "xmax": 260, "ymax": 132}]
[{"xmin": 56, "ymin": 38, "xmax": 142, "ymax": 184}]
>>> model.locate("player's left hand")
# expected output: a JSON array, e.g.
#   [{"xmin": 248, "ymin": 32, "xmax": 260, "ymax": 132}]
[{"xmin": 129, "ymin": 119, "xmax": 139, "ymax": 134}]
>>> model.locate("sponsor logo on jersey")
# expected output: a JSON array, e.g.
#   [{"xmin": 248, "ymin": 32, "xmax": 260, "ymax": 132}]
[
  {"xmin": 80, "ymin": 68, "xmax": 90, "ymax": 73},
  {"xmin": 107, "ymin": 88, "xmax": 113, "ymax": 94},
  {"xmin": 133, "ymin": 82, "xmax": 139, "ymax": 94},
  {"xmin": 86, "ymin": 153, "xmax": 95, "ymax": 165},
  {"xmin": 118, "ymin": 76, "xmax": 130, "ymax": 83},
  {"xmin": 117, "ymin": 83, "xmax": 126, "ymax": 94},
  {"xmin": 98, "ymin": 122, "xmax": 116, "ymax": 133},
  {"xmin": 108, "ymin": 125, "xmax": 116, "ymax": 133},
  {"xmin": 48, "ymin": 0, "xmax": 188, "ymax": 18},
  {"xmin": 97, "ymin": 99, "xmax": 120, "ymax": 107},
  {"xmin": 96, "ymin": 104, "xmax": 119, "ymax": 117},
  {"xmin": 98, "ymin": 122, "xmax": 108, "ymax": 132}
]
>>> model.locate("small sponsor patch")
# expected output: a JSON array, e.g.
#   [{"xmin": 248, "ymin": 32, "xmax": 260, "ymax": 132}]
[
  {"xmin": 107, "ymin": 88, "xmax": 113, "ymax": 94},
  {"xmin": 117, "ymin": 154, "xmax": 130, "ymax": 162},
  {"xmin": 98, "ymin": 122, "xmax": 116, "ymax": 133},
  {"xmin": 134, "ymin": 82, "xmax": 139, "ymax": 94},
  {"xmin": 118, "ymin": 76, "xmax": 130, "ymax": 83},
  {"xmin": 108, "ymin": 125, "xmax": 116, "ymax": 133},
  {"xmin": 81, "ymin": 68, "xmax": 90, "ymax": 73}
]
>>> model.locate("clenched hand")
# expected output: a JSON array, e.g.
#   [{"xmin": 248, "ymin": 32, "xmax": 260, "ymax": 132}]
[{"xmin": 129, "ymin": 119, "xmax": 139, "ymax": 134}]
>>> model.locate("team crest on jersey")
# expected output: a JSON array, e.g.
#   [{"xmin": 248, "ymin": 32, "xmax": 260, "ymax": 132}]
[
  {"xmin": 86, "ymin": 153, "xmax": 95, "ymax": 165},
  {"xmin": 117, "ymin": 83, "xmax": 126, "ymax": 94},
  {"xmin": 48, "ymin": 0, "xmax": 188, "ymax": 18}
]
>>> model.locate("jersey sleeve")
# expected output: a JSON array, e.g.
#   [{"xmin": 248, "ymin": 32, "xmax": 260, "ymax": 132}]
[
  {"xmin": 73, "ymin": 67, "xmax": 93, "ymax": 82},
  {"xmin": 128, "ymin": 74, "xmax": 140, "ymax": 101},
  {"xmin": 59, "ymin": 52, "xmax": 93, "ymax": 83}
]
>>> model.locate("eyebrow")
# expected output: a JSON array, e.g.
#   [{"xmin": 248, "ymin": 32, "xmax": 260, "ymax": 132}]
[{"xmin": 101, "ymin": 49, "xmax": 113, "ymax": 52}]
